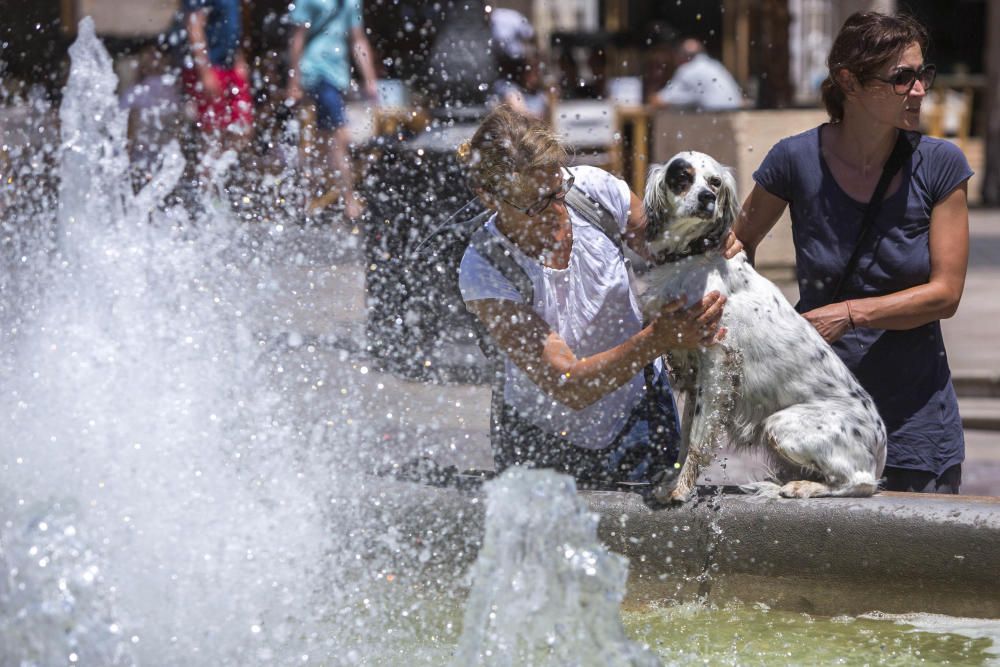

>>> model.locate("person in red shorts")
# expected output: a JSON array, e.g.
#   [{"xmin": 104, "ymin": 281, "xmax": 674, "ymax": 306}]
[{"xmin": 182, "ymin": 0, "xmax": 252, "ymax": 159}]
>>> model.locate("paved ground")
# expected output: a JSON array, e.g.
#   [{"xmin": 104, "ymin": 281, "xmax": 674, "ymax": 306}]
[
  {"xmin": 262, "ymin": 208, "xmax": 1000, "ymax": 497},
  {"xmin": 923, "ymin": 208, "xmax": 1000, "ymax": 496}
]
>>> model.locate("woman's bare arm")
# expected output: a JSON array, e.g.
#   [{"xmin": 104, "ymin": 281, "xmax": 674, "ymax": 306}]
[
  {"xmin": 287, "ymin": 25, "xmax": 308, "ymax": 102},
  {"xmin": 186, "ymin": 10, "xmax": 220, "ymax": 98},
  {"xmin": 350, "ymin": 25, "xmax": 379, "ymax": 100},
  {"xmin": 466, "ymin": 293, "xmax": 725, "ymax": 411},
  {"xmin": 732, "ymin": 184, "xmax": 788, "ymax": 265}
]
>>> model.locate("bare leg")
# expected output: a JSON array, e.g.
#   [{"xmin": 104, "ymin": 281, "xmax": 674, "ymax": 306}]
[
  {"xmin": 312, "ymin": 125, "xmax": 361, "ymax": 221},
  {"xmin": 193, "ymin": 122, "xmax": 251, "ymax": 201}
]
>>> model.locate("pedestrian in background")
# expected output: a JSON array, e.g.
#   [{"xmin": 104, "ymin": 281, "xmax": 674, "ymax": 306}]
[
  {"xmin": 648, "ymin": 38, "xmax": 744, "ymax": 111},
  {"xmin": 182, "ymin": 0, "xmax": 253, "ymax": 157},
  {"xmin": 288, "ymin": 0, "xmax": 378, "ymax": 222}
]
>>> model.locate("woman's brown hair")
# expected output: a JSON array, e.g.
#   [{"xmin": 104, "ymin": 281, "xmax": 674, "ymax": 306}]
[
  {"xmin": 821, "ymin": 11, "xmax": 929, "ymax": 122},
  {"xmin": 458, "ymin": 104, "xmax": 566, "ymax": 200}
]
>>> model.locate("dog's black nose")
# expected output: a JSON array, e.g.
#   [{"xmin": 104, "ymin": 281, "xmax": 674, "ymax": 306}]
[{"xmin": 698, "ymin": 190, "xmax": 717, "ymax": 207}]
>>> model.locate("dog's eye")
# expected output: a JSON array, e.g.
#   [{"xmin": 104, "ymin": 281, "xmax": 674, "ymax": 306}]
[{"xmin": 708, "ymin": 176, "xmax": 722, "ymax": 188}]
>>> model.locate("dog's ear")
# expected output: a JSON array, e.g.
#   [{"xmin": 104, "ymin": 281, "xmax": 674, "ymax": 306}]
[
  {"xmin": 643, "ymin": 163, "xmax": 667, "ymax": 211},
  {"xmin": 717, "ymin": 166, "xmax": 740, "ymax": 229},
  {"xmin": 643, "ymin": 163, "xmax": 669, "ymax": 240}
]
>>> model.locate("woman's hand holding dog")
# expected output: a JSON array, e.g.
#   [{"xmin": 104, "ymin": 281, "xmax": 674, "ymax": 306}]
[
  {"xmin": 721, "ymin": 231, "xmax": 744, "ymax": 259},
  {"xmin": 802, "ymin": 301, "xmax": 852, "ymax": 343},
  {"xmin": 651, "ymin": 291, "xmax": 727, "ymax": 350}
]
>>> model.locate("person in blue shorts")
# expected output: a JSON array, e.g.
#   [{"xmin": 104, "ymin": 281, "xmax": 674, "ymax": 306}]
[
  {"xmin": 288, "ymin": 0, "xmax": 378, "ymax": 221},
  {"xmin": 734, "ymin": 12, "xmax": 972, "ymax": 493}
]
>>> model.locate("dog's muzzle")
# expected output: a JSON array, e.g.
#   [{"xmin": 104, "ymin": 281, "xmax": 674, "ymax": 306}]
[{"xmin": 696, "ymin": 189, "xmax": 717, "ymax": 218}]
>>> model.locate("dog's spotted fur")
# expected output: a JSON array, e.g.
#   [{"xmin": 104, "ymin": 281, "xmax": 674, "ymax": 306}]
[{"xmin": 639, "ymin": 151, "xmax": 887, "ymax": 503}]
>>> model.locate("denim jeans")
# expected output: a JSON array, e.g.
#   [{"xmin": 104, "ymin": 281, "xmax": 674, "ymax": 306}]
[{"xmin": 492, "ymin": 370, "xmax": 680, "ymax": 487}]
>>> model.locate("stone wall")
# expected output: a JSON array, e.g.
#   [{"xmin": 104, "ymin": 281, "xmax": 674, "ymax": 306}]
[
  {"xmin": 74, "ymin": 0, "xmax": 178, "ymax": 37},
  {"xmin": 378, "ymin": 477, "xmax": 1000, "ymax": 619}
]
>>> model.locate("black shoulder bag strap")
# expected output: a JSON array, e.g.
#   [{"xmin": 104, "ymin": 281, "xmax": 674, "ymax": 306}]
[
  {"xmin": 564, "ymin": 186, "xmax": 650, "ymax": 277},
  {"xmin": 469, "ymin": 226, "xmax": 535, "ymax": 305},
  {"xmin": 307, "ymin": 0, "xmax": 345, "ymax": 41},
  {"xmin": 829, "ymin": 130, "xmax": 918, "ymax": 303}
]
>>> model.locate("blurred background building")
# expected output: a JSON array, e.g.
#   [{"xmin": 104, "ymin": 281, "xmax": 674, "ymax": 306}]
[
  {"xmin": 1, "ymin": 0, "xmax": 998, "ymax": 213},
  {"xmin": 3, "ymin": 0, "xmax": 999, "ymax": 409}
]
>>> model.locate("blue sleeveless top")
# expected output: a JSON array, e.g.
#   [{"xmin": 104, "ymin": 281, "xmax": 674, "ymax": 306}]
[{"xmin": 753, "ymin": 126, "xmax": 973, "ymax": 475}]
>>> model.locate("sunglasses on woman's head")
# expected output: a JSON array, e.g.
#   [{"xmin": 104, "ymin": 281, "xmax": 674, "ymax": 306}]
[
  {"xmin": 503, "ymin": 169, "xmax": 575, "ymax": 217},
  {"xmin": 872, "ymin": 63, "xmax": 936, "ymax": 95}
]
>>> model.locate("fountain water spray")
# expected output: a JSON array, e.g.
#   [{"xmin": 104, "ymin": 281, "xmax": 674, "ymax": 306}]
[
  {"xmin": 0, "ymin": 18, "xmax": 335, "ymax": 664},
  {"xmin": 453, "ymin": 467, "xmax": 661, "ymax": 667},
  {"xmin": 0, "ymin": 17, "xmax": 679, "ymax": 667}
]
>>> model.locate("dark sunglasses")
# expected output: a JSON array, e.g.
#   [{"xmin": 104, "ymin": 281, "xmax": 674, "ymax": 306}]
[
  {"xmin": 503, "ymin": 169, "xmax": 575, "ymax": 217},
  {"xmin": 872, "ymin": 64, "xmax": 936, "ymax": 95}
]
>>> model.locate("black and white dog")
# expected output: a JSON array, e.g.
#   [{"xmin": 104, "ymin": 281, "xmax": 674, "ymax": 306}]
[{"xmin": 639, "ymin": 151, "xmax": 886, "ymax": 504}]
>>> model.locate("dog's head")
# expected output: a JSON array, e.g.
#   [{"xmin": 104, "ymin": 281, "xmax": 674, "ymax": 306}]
[{"xmin": 643, "ymin": 151, "xmax": 739, "ymax": 261}]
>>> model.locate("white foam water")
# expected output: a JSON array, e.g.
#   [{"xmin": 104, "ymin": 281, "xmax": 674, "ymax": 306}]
[
  {"xmin": 453, "ymin": 467, "xmax": 661, "ymax": 667},
  {"xmin": 862, "ymin": 612, "xmax": 1000, "ymax": 664}
]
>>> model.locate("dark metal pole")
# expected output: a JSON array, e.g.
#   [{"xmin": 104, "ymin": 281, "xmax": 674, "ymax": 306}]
[{"xmin": 984, "ymin": 0, "xmax": 1000, "ymax": 205}]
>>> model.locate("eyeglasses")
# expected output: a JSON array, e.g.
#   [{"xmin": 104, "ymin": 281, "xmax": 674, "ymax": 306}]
[
  {"xmin": 503, "ymin": 169, "xmax": 575, "ymax": 217},
  {"xmin": 872, "ymin": 64, "xmax": 936, "ymax": 95}
]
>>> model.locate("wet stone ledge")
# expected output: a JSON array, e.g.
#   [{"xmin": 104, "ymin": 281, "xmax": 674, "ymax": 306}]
[
  {"xmin": 379, "ymin": 478, "xmax": 1000, "ymax": 619},
  {"xmin": 590, "ymin": 490, "xmax": 1000, "ymax": 618}
]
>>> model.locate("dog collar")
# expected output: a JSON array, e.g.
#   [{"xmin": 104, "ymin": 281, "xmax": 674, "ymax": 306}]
[{"xmin": 652, "ymin": 230, "xmax": 726, "ymax": 264}]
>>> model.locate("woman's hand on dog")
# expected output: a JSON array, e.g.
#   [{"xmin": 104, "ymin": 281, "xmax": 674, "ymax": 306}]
[
  {"xmin": 802, "ymin": 302, "xmax": 852, "ymax": 343},
  {"xmin": 721, "ymin": 231, "xmax": 744, "ymax": 259},
  {"xmin": 651, "ymin": 291, "xmax": 727, "ymax": 350}
]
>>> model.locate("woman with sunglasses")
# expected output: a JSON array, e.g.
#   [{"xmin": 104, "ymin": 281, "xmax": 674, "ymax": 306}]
[
  {"xmin": 734, "ymin": 12, "xmax": 973, "ymax": 493},
  {"xmin": 457, "ymin": 105, "xmax": 738, "ymax": 490}
]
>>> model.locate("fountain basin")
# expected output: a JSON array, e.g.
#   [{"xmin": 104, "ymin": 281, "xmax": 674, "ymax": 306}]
[{"xmin": 382, "ymin": 479, "xmax": 1000, "ymax": 619}]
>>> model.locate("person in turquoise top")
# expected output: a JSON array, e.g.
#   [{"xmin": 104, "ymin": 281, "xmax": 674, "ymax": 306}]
[{"xmin": 288, "ymin": 0, "xmax": 378, "ymax": 221}]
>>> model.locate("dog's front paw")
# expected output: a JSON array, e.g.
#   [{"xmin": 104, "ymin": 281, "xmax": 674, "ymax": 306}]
[
  {"xmin": 669, "ymin": 485, "xmax": 695, "ymax": 504},
  {"xmin": 652, "ymin": 480, "xmax": 694, "ymax": 505},
  {"xmin": 650, "ymin": 480, "xmax": 675, "ymax": 505},
  {"xmin": 650, "ymin": 463, "xmax": 698, "ymax": 505}
]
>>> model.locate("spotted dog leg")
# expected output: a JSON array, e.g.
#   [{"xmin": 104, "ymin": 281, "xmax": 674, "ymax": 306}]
[
  {"xmin": 665, "ymin": 349, "xmax": 698, "ymax": 477},
  {"xmin": 654, "ymin": 347, "xmax": 740, "ymax": 504},
  {"xmin": 762, "ymin": 401, "xmax": 881, "ymax": 498}
]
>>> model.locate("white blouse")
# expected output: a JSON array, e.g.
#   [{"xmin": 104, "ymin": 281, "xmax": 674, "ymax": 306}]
[{"xmin": 459, "ymin": 165, "xmax": 658, "ymax": 449}]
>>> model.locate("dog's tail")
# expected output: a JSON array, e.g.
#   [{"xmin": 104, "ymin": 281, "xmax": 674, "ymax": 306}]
[{"xmin": 740, "ymin": 477, "xmax": 879, "ymax": 499}]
